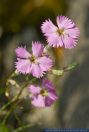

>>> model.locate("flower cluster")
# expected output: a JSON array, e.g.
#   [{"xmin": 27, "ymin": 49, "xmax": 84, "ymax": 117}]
[{"xmin": 15, "ymin": 16, "xmax": 80, "ymax": 107}]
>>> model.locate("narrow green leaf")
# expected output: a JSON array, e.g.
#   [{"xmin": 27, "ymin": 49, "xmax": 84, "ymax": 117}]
[{"xmin": 66, "ymin": 63, "xmax": 78, "ymax": 71}]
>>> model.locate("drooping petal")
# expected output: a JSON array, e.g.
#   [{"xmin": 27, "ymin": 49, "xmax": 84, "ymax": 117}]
[
  {"xmin": 45, "ymin": 88, "xmax": 58, "ymax": 106},
  {"xmin": 31, "ymin": 63, "xmax": 44, "ymax": 78},
  {"xmin": 48, "ymin": 92, "xmax": 58, "ymax": 100},
  {"xmin": 38, "ymin": 56, "xmax": 53, "ymax": 71},
  {"xmin": 28, "ymin": 85, "xmax": 40, "ymax": 94},
  {"xmin": 62, "ymin": 35, "xmax": 77, "ymax": 49},
  {"xmin": 32, "ymin": 41, "xmax": 44, "ymax": 57},
  {"xmin": 45, "ymin": 96, "xmax": 57, "ymax": 107},
  {"xmin": 56, "ymin": 16, "xmax": 75, "ymax": 29},
  {"xmin": 31, "ymin": 95, "xmax": 45, "ymax": 107},
  {"xmin": 15, "ymin": 58, "xmax": 31, "ymax": 74},
  {"xmin": 15, "ymin": 47, "xmax": 31, "ymax": 58},
  {"xmin": 42, "ymin": 79, "xmax": 55, "ymax": 90},
  {"xmin": 41, "ymin": 19, "xmax": 58, "ymax": 36}
]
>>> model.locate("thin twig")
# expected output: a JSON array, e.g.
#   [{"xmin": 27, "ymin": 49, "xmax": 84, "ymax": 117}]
[{"xmin": 12, "ymin": 124, "xmax": 34, "ymax": 132}]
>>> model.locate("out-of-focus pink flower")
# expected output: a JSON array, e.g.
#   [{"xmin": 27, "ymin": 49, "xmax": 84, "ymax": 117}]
[
  {"xmin": 41, "ymin": 16, "xmax": 80, "ymax": 49},
  {"xmin": 15, "ymin": 42, "xmax": 53, "ymax": 78},
  {"xmin": 28, "ymin": 79, "xmax": 58, "ymax": 107}
]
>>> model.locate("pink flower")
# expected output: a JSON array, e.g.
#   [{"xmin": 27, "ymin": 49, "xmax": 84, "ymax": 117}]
[
  {"xmin": 28, "ymin": 79, "xmax": 58, "ymax": 107},
  {"xmin": 41, "ymin": 16, "xmax": 80, "ymax": 49},
  {"xmin": 15, "ymin": 42, "xmax": 53, "ymax": 78}
]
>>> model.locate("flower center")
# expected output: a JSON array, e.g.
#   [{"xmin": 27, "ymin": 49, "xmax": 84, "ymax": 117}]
[
  {"xmin": 30, "ymin": 55, "xmax": 36, "ymax": 63},
  {"xmin": 57, "ymin": 28, "xmax": 64, "ymax": 36},
  {"xmin": 40, "ymin": 89, "xmax": 48, "ymax": 96}
]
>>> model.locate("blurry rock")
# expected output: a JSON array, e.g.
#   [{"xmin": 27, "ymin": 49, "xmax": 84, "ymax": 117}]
[{"xmin": 59, "ymin": 0, "xmax": 89, "ymax": 128}]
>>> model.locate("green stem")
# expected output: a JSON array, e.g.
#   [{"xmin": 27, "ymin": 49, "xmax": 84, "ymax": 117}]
[
  {"xmin": 0, "ymin": 100, "xmax": 13, "ymax": 113},
  {"xmin": 0, "ymin": 78, "xmax": 36, "ymax": 113},
  {"xmin": 6, "ymin": 70, "xmax": 19, "ymax": 85},
  {"xmin": 12, "ymin": 124, "xmax": 34, "ymax": 132},
  {"xmin": 2, "ymin": 109, "xmax": 12, "ymax": 125},
  {"xmin": 0, "ymin": 95, "xmax": 19, "ymax": 113},
  {"xmin": 14, "ymin": 111, "xmax": 22, "ymax": 126}
]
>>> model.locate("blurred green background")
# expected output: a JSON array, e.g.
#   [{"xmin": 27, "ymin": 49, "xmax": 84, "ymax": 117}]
[
  {"xmin": 0, "ymin": 0, "xmax": 89, "ymax": 131},
  {"xmin": 0, "ymin": 0, "xmax": 67, "ymax": 86}
]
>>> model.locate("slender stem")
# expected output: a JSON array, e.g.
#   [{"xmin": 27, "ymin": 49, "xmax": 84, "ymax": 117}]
[
  {"xmin": 0, "ymin": 70, "xmax": 36, "ymax": 125},
  {"xmin": 0, "ymin": 100, "xmax": 13, "ymax": 113},
  {"xmin": 14, "ymin": 111, "xmax": 22, "ymax": 126},
  {"xmin": 0, "ymin": 78, "xmax": 36, "ymax": 113},
  {"xmin": 2, "ymin": 109, "xmax": 12, "ymax": 125},
  {"xmin": 5, "ymin": 71, "xmax": 20, "ymax": 99},
  {"xmin": 12, "ymin": 124, "xmax": 34, "ymax": 132},
  {"xmin": 6, "ymin": 70, "xmax": 18, "ymax": 85}
]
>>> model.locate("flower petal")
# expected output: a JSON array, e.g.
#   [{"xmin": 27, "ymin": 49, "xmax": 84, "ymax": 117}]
[
  {"xmin": 15, "ymin": 58, "xmax": 31, "ymax": 74},
  {"xmin": 65, "ymin": 27, "xmax": 80, "ymax": 38},
  {"xmin": 48, "ymin": 92, "xmax": 58, "ymax": 100},
  {"xmin": 31, "ymin": 63, "xmax": 44, "ymax": 78},
  {"xmin": 47, "ymin": 34, "xmax": 64, "ymax": 47},
  {"xmin": 38, "ymin": 56, "xmax": 53, "ymax": 71},
  {"xmin": 45, "ymin": 94, "xmax": 57, "ymax": 107},
  {"xmin": 32, "ymin": 41, "xmax": 44, "ymax": 57},
  {"xmin": 42, "ymin": 79, "xmax": 55, "ymax": 90},
  {"xmin": 28, "ymin": 85, "xmax": 41, "ymax": 94},
  {"xmin": 62, "ymin": 35, "xmax": 77, "ymax": 49},
  {"xmin": 31, "ymin": 95, "xmax": 45, "ymax": 107},
  {"xmin": 41, "ymin": 19, "xmax": 57, "ymax": 36},
  {"xmin": 56, "ymin": 16, "xmax": 75, "ymax": 29},
  {"xmin": 45, "ymin": 97, "xmax": 54, "ymax": 106},
  {"xmin": 15, "ymin": 47, "xmax": 31, "ymax": 58}
]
